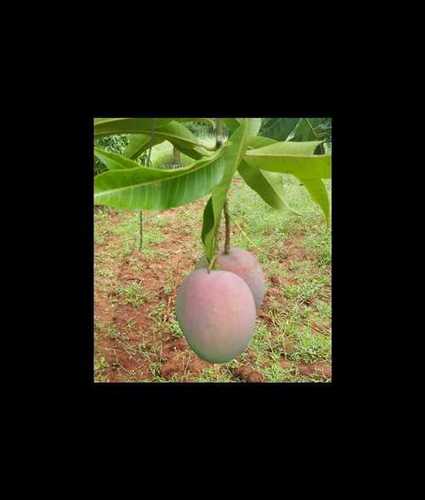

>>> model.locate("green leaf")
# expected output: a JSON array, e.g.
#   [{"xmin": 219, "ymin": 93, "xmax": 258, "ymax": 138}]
[
  {"xmin": 248, "ymin": 140, "xmax": 321, "ymax": 155},
  {"xmin": 149, "ymin": 142, "xmax": 195, "ymax": 169},
  {"xmin": 247, "ymin": 135, "xmax": 277, "ymax": 149},
  {"xmin": 201, "ymin": 118, "xmax": 252, "ymax": 261},
  {"xmin": 124, "ymin": 134, "xmax": 164, "ymax": 160},
  {"xmin": 285, "ymin": 119, "xmax": 329, "ymax": 149},
  {"xmin": 94, "ymin": 147, "xmax": 227, "ymax": 210},
  {"xmin": 93, "ymin": 117, "xmax": 207, "ymax": 135},
  {"xmin": 94, "ymin": 118, "xmax": 123, "ymax": 125},
  {"xmin": 247, "ymin": 118, "xmax": 262, "ymax": 137},
  {"xmin": 301, "ymin": 178, "xmax": 330, "ymax": 224},
  {"xmin": 183, "ymin": 118, "xmax": 216, "ymax": 129},
  {"xmin": 238, "ymin": 161, "xmax": 302, "ymax": 215},
  {"xmin": 94, "ymin": 118, "xmax": 175, "ymax": 136},
  {"xmin": 222, "ymin": 118, "xmax": 241, "ymax": 134},
  {"xmin": 286, "ymin": 118, "xmax": 331, "ymax": 143},
  {"xmin": 151, "ymin": 122, "xmax": 203, "ymax": 158},
  {"xmin": 286, "ymin": 118, "xmax": 318, "ymax": 142},
  {"xmin": 95, "ymin": 119, "xmax": 213, "ymax": 160},
  {"xmin": 259, "ymin": 118, "xmax": 300, "ymax": 141},
  {"xmin": 244, "ymin": 141, "xmax": 331, "ymax": 179},
  {"xmin": 95, "ymin": 146, "xmax": 141, "ymax": 170},
  {"xmin": 242, "ymin": 138, "xmax": 331, "ymax": 221},
  {"xmin": 201, "ymin": 197, "xmax": 215, "ymax": 257},
  {"xmin": 238, "ymin": 161, "xmax": 284, "ymax": 210},
  {"xmin": 222, "ymin": 118, "xmax": 261, "ymax": 138},
  {"xmin": 160, "ymin": 122, "xmax": 213, "ymax": 159}
]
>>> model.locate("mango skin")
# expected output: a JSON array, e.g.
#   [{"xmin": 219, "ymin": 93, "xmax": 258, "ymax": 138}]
[
  {"xmin": 196, "ymin": 248, "xmax": 266, "ymax": 309},
  {"xmin": 175, "ymin": 269, "xmax": 256, "ymax": 364}
]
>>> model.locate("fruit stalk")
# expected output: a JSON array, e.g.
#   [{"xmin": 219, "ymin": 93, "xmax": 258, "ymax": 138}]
[
  {"xmin": 208, "ymin": 255, "xmax": 217, "ymax": 273},
  {"xmin": 223, "ymin": 198, "xmax": 231, "ymax": 255}
]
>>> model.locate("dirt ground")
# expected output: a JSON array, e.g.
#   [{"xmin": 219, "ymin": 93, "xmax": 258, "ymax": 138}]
[{"xmin": 94, "ymin": 181, "xmax": 332, "ymax": 383}]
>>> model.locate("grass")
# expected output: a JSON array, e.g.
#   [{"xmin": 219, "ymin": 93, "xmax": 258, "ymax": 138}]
[
  {"xmin": 94, "ymin": 355, "xmax": 109, "ymax": 382},
  {"xmin": 287, "ymin": 328, "xmax": 331, "ymax": 363},
  {"xmin": 198, "ymin": 366, "xmax": 234, "ymax": 382},
  {"xmin": 149, "ymin": 303, "xmax": 184, "ymax": 339},
  {"xmin": 94, "ymin": 145, "xmax": 331, "ymax": 383},
  {"xmin": 115, "ymin": 281, "xmax": 151, "ymax": 307}
]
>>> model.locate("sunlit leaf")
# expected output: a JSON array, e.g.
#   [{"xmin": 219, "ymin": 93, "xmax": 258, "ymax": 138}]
[
  {"xmin": 247, "ymin": 135, "xmax": 276, "ymax": 149},
  {"xmin": 247, "ymin": 118, "xmax": 262, "ymax": 137},
  {"xmin": 94, "ymin": 118, "xmax": 175, "ymax": 136},
  {"xmin": 244, "ymin": 141, "xmax": 330, "ymax": 179},
  {"xmin": 301, "ymin": 178, "xmax": 330, "ymax": 224},
  {"xmin": 242, "ymin": 137, "xmax": 331, "ymax": 220}
]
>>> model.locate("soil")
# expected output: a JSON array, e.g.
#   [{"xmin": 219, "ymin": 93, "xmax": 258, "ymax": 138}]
[
  {"xmin": 95, "ymin": 201, "xmax": 217, "ymax": 382},
  {"xmin": 94, "ymin": 199, "xmax": 331, "ymax": 383}
]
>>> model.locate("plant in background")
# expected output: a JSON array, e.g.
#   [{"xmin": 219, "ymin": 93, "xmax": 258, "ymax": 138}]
[
  {"xmin": 184, "ymin": 119, "xmax": 216, "ymax": 138},
  {"xmin": 94, "ymin": 134, "xmax": 129, "ymax": 175},
  {"xmin": 93, "ymin": 117, "xmax": 331, "ymax": 363},
  {"xmin": 259, "ymin": 117, "xmax": 331, "ymax": 144}
]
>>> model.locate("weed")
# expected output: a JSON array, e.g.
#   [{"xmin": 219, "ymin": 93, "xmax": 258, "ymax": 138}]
[
  {"xmin": 169, "ymin": 317, "xmax": 184, "ymax": 338},
  {"xmin": 116, "ymin": 282, "xmax": 150, "ymax": 307},
  {"xmin": 287, "ymin": 328, "xmax": 331, "ymax": 363},
  {"xmin": 262, "ymin": 363, "xmax": 294, "ymax": 382},
  {"xmin": 94, "ymin": 355, "xmax": 109, "ymax": 382},
  {"xmin": 149, "ymin": 362, "xmax": 163, "ymax": 380},
  {"xmin": 106, "ymin": 324, "xmax": 120, "ymax": 339},
  {"xmin": 149, "ymin": 302, "xmax": 166, "ymax": 328},
  {"xmin": 96, "ymin": 267, "xmax": 115, "ymax": 279},
  {"xmin": 284, "ymin": 280, "xmax": 323, "ymax": 304},
  {"xmin": 198, "ymin": 366, "xmax": 233, "ymax": 382}
]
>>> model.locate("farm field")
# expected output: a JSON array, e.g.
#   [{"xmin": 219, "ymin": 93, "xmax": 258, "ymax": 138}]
[{"xmin": 94, "ymin": 171, "xmax": 332, "ymax": 383}]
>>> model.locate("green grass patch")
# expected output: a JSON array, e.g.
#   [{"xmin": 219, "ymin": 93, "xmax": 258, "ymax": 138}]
[
  {"xmin": 115, "ymin": 282, "xmax": 151, "ymax": 307},
  {"xmin": 287, "ymin": 328, "xmax": 331, "ymax": 363}
]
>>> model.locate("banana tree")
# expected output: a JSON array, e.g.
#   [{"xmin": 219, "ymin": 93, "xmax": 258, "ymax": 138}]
[{"xmin": 94, "ymin": 117, "xmax": 331, "ymax": 264}]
